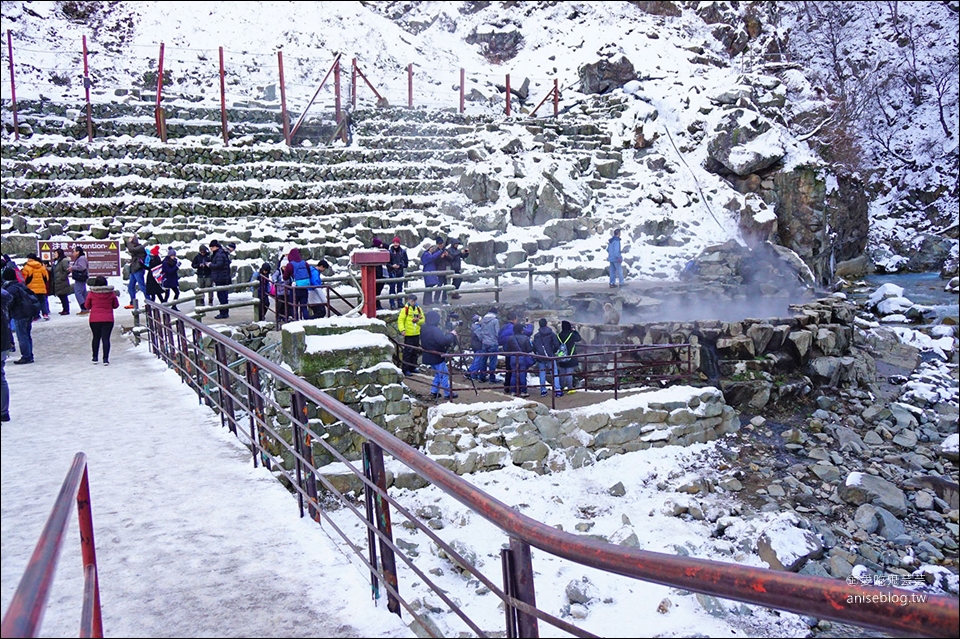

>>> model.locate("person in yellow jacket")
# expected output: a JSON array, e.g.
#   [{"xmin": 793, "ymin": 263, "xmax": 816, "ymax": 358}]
[
  {"xmin": 397, "ymin": 293, "xmax": 425, "ymax": 375},
  {"xmin": 20, "ymin": 253, "xmax": 51, "ymax": 320}
]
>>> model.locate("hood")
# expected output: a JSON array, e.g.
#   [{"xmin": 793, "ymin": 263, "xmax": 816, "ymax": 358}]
[
  {"xmin": 288, "ymin": 248, "xmax": 302, "ymax": 262},
  {"xmin": 538, "ymin": 325, "xmax": 554, "ymax": 335},
  {"xmin": 522, "ymin": 323, "xmax": 534, "ymax": 336},
  {"xmin": 88, "ymin": 284, "xmax": 115, "ymax": 294},
  {"xmin": 561, "ymin": 320, "xmax": 572, "ymax": 332},
  {"xmin": 425, "ymin": 310, "xmax": 441, "ymax": 326}
]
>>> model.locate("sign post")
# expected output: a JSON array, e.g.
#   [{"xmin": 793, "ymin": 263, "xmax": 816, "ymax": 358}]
[{"xmin": 350, "ymin": 249, "xmax": 389, "ymax": 318}]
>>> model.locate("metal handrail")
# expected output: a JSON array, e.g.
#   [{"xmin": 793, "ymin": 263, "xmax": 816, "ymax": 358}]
[
  {"xmin": 142, "ymin": 301, "xmax": 959, "ymax": 638},
  {"xmin": 1, "ymin": 453, "xmax": 103, "ymax": 638}
]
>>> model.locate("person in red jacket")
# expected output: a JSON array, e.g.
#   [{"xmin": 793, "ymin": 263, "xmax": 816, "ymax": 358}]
[{"xmin": 83, "ymin": 276, "xmax": 120, "ymax": 365}]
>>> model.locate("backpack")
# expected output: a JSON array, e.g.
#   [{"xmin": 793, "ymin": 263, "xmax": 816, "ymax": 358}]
[
  {"xmin": 292, "ymin": 261, "xmax": 311, "ymax": 286},
  {"xmin": 12, "ymin": 285, "xmax": 41, "ymax": 320},
  {"xmin": 557, "ymin": 334, "xmax": 575, "ymax": 367},
  {"xmin": 308, "ymin": 265, "xmax": 322, "ymax": 287}
]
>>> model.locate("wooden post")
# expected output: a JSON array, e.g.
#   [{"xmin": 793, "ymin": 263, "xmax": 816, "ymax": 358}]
[
  {"xmin": 505, "ymin": 73, "xmax": 511, "ymax": 116},
  {"xmin": 82, "ymin": 36, "xmax": 93, "ymax": 142},
  {"xmin": 278, "ymin": 51, "xmax": 290, "ymax": 145},
  {"xmin": 407, "ymin": 63, "xmax": 413, "ymax": 108},
  {"xmin": 352, "ymin": 57, "xmax": 358, "ymax": 110},
  {"xmin": 553, "ymin": 78, "xmax": 559, "ymax": 117},
  {"xmin": 334, "ymin": 56, "xmax": 342, "ymax": 134},
  {"xmin": 219, "ymin": 46, "xmax": 229, "ymax": 145},
  {"xmin": 459, "ymin": 67, "xmax": 465, "ymax": 113},
  {"xmin": 6, "ymin": 31, "xmax": 18, "ymax": 141},
  {"xmin": 155, "ymin": 42, "xmax": 166, "ymax": 142}
]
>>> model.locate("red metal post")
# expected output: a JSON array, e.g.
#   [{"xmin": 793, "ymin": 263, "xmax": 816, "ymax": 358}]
[
  {"xmin": 6, "ymin": 31, "xmax": 18, "ymax": 141},
  {"xmin": 553, "ymin": 78, "xmax": 559, "ymax": 117},
  {"xmin": 76, "ymin": 466, "xmax": 103, "ymax": 638},
  {"xmin": 334, "ymin": 56, "xmax": 342, "ymax": 135},
  {"xmin": 351, "ymin": 57, "xmax": 358, "ymax": 110},
  {"xmin": 351, "ymin": 250, "xmax": 389, "ymax": 318},
  {"xmin": 367, "ymin": 442, "xmax": 400, "ymax": 615},
  {"xmin": 459, "ymin": 68, "xmax": 465, "ymax": 113},
  {"xmin": 155, "ymin": 43, "xmax": 166, "ymax": 142},
  {"xmin": 219, "ymin": 46, "xmax": 229, "ymax": 145},
  {"xmin": 82, "ymin": 36, "xmax": 93, "ymax": 142},
  {"xmin": 505, "ymin": 73, "xmax": 511, "ymax": 116},
  {"xmin": 509, "ymin": 537, "xmax": 539, "ymax": 637},
  {"xmin": 278, "ymin": 51, "xmax": 290, "ymax": 145},
  {"xmin": 407, "ymin": 63, "xmax": 413, "ymax": 108}
]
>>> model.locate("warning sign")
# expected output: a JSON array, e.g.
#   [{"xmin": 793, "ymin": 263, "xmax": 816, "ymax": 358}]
[{"xmin": 37, "ymin": 240, "xmax": 121, "ymax": 277}]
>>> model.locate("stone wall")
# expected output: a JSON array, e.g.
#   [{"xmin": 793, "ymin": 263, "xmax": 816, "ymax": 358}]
[{"xmin": 423, "ymin": 386, "xmax": 739, "ymax": 476}]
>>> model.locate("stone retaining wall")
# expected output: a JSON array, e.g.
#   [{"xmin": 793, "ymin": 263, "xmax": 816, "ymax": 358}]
[{"xmin": 424, "ymin": 386, "xmax": 740, "ymax": 476}]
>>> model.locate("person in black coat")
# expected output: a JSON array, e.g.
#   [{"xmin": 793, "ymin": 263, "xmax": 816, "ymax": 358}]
[
  {"xmin": 446, "ymin": 238, "xmax": 469, "ymax": 299},
  {"xmin": 386, "ymin": 236, "xmax": 408, "ymax": 310},
  {"xmin": 557, "ymin": 320, "xmax": 583, "ymax": 393},
  {"xmin": 532, "ymin": 318, "xmax": 563, "ymax": 397},
  {"xmin": 420, "ymin": 309, "xmax": 459, "ymax": 400},
  {"xmin": 159, "ymin": 248, "xmax": 181, "ymax": 309},
  {"xmin": 208, "ymin": 239, "xmax": 233, "ymax": 318},
  {"xmin": 504, "ymin": 319, "xmax": 534, "ymax": 397},
  {"xmin": 1, "ymin": 286, "xmax": 12, "ymax": 421}
]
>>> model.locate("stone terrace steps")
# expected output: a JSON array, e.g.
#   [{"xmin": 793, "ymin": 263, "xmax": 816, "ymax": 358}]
[{"xmin": 1, "ymin": 95, "xmax": 626, "ymax": 223}]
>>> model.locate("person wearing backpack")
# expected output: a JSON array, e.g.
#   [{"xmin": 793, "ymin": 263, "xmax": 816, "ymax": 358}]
[
  {"xmin": 70, "ymin": 246, "xmax": 90, "ymax": 315},
  {"xmin": 419, "ymin": 309, "xmax": 459, "ymax": 400},
  {"xmin": 2, "ymin": 267, "xmax": 40, "ymax": 364},
  {"xmin": 281, "ymin": 248, "xmax": 311, "ymax": 320},
  {"xmin": 191, "ymin": 244, "xmax": 214, "ymax": 306},
  {"xmin": 504, "ymin": 319, "xmax": 534, "ymax": 397},
  {"xmin": 21, "ymin": 253, "xmax": 51, "ymax": 320},
  {"xmin": 51, "ymin": 248, "xmax": 73, "ymax": 315},
  {"xmin": 386, "ymin": 236, "xmax": 408, "ymax": 310},
  {"xmin": 159, "ymin": 248, "xmax": 181, "ymax": 310},
  {"xmin": 532, "ymin": 318, "xmax": 563, "ymax": 397},
  {"xmin": 124, "ymin": 234, "xmax": 148, "ymax": 309},
  {"xmin": 557, "ymin": 320, "xmax": 583, "ymax": 394}
]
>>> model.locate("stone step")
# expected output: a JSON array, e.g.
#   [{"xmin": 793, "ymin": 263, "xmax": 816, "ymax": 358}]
[
  {"xmin": 1, "ymin": 175, "xmax": 460, "ymax": 202},
  {"xmin": 0, "ymin": 138, "xmax": 472, "ymax": 167},
  {"xmin": 1, "ymin": 157, "xmax": 460, "ymax": 183},
  {"xmin": 1, "ymin": 193, "xmax": 452, "ymax": 219}
]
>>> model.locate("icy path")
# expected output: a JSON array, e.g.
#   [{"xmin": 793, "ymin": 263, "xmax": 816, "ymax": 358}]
[{"xmin": 1, "ymin": 310, "xmax": 413, "ymax": 638}]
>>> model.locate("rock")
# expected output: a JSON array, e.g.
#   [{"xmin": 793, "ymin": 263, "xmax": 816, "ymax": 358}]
[
  {"xmin": 657, "ymin": 598, "xmax": 672, "ymax": 614},
  {"xmin": 756, "ymin": 514, "xmax": 823, "ymax": 572},
  {"xmin": 838, "ymin": 472, "xmax": 909, "ymax": 517},
  {"xmin": 874, "ymin": 507, "xmax": 906, "ymax": 541},
  {"xmin": 565, "ymin": 576, "xmax": 597, "ymax": 605},
  {"xmin": 719, "ymin": 477, "xmax": 743, "ymax": 492},
  {"xmin": 696, "ymin": 593, "xmax": 727, "ymax": 617},
  {"xmin": 893, "ymin": 430, "xmax": 918, "ymax": 449},
  {"xmin": 608, "ymin": 481, "xmax": 627, "ymax": 497},
  {"xmin": 854, "ymin": 504, "xmax": 880, "ymax": 534},
  {"xmin": 810, "ymin": 464, "xmax": 842, "ymax": 484}
]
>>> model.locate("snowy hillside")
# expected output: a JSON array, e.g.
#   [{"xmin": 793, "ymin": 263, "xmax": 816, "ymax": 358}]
[{"xmin": 1, "ymin": 1, "xmax": 957, "ymax": 280}]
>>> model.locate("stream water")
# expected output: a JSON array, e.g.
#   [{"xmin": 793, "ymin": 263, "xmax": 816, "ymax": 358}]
[{"xmin": 860, "ymin": 272, "xmax": 959, "ymax": 324}]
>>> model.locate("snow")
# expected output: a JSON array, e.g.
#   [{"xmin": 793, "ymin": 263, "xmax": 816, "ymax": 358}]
[
  {"xmin": 941, "ymin": 434, "xmax": 959, "ymax": 457},
  {"xmin": 1, "ymin": 307, "xmax": 812, "ymax": 638}
]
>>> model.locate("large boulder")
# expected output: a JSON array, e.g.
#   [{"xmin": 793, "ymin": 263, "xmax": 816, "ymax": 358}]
[
  {"xmin": 756, "ymin": 514, "xmax": 823, "ymax": 571},
  {"xmin": 704, "ymin": 110, "xmax": 785, "ymax": 177},
  {"xmin": 838, "ymin": 472, "xmax": 909, "ymax": 517},
  {"xmin": 578, "ymin": 56, "xmax": 638, "ymax": 94}
]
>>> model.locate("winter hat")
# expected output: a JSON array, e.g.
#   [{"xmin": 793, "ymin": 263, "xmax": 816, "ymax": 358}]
[
  {"xmin": 199, "ymin": 244, "xmax": 208, "ymax": 252},
  {"xmin": 227, "ymin": 242, "xmax": 237, "ymax": 251},
  {"xmin": 372, "ymin": 237, "xmax": 384, "ymax": 248},
  {"xmin": 392, "ymin": 236, "xmax": 402, "ymax": 244},
  {"xmin": 434, "ymin": 236, "xmax": 445, "ymax": 245},
  {"xmin": 150, "ymin": 246, "xmax": 160, "ymax": 256},
  {"xmin": 167, "ymin": 248, "xmax": 176, "ymax": 257},
  {"xmin": 561, "ymin": 320, "xmax": 572, "ymax": 332},
  {"xmin": 2, "ymin": 268, "xmax": 16, "ymax": 281},
  {"xmin": 448, "ymin": 238, "xmax": 460, "ymax": 246},
  {"xmin": 471, "ymin": 314, "xmax": 480, "ymax": 322}
]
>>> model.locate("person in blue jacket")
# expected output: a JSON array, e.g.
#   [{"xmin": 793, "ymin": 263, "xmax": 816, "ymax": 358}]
[
  {"xmin": 420, "ymin": 238, "xmax": 446, "ymax": 306},
  {"xmin": 607, "ymin": 228, "xmax": 624, "ymax": 288}
]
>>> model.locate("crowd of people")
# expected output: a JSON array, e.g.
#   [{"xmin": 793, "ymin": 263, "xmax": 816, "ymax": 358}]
[{"xmin": 398, "ymin": 297, "xmax": 584, "ymax": 401}]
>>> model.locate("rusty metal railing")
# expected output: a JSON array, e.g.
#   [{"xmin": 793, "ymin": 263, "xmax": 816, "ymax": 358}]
[
  {"xmin": 142, "ymin": 300, "xmax": 959, "ymax": 638},
  {"xmin": 1, "ymin": 453, "xmax": 103, "ymax": 638}
]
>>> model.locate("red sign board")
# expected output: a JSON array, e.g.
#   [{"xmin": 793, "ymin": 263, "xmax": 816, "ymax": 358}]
[{"xmin": 37, "ymin": 240, "xmax": 121, "ymax": 277}]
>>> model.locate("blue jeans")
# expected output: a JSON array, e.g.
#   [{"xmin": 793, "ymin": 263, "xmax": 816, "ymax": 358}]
[
  {"xmin": 14, "ymin": 318, "xmax": 33, "ymax": 361},
  {"xmin": 387, "ymin": 277, "xmax": 403, "ymax": 309},
  {"xmin": 467, "ymin": 344, "xmax": 498, "ymax": 380},
  {"xmin": 430, "ymin": 361, "xmax": 452, "ymax": 396},
  {"xmin": 538, "ymin": 361, "xmax": 560, "ymax": 391},
  {"xmin": 559, "ymin": 365, "xmax": 576, "ymax": 391},
  {"xmin": 127, "ymin": 269, "xmax": 146, "ymax": 302},
  {"xmin": 609, "ymin": 260, "xmax": 624, "ymax": 286},
  {"xmin": 73, "ymin": 281, "xmax": 87, "ymax": 308}
]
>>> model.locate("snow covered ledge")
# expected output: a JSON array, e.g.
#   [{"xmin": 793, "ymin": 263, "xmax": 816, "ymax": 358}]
[{"xmin": 426, "ymin": 386, "xmax": 740, "ymax": 475}]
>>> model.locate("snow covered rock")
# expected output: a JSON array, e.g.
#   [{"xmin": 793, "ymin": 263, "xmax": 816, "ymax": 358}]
[
  {"xmin": 755, "ymin": 513, "xmax": 823, "ymax": 572},
  {"xmin": 838, "ymin": 472, "xmax": 908, "ymax": 517}
]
